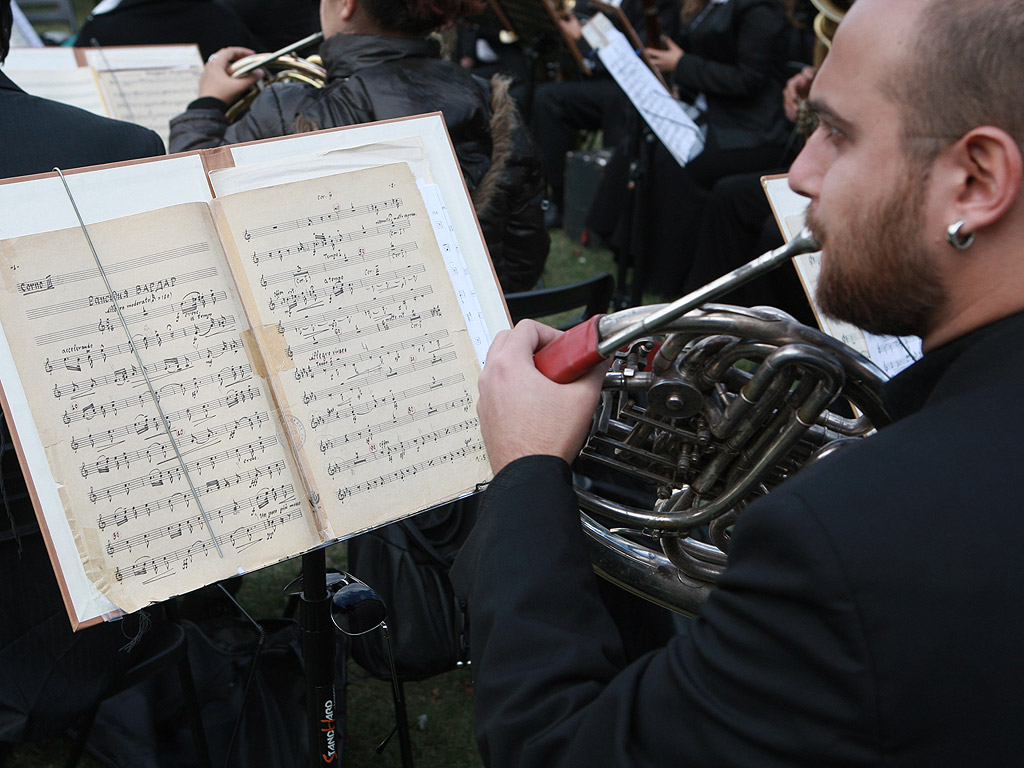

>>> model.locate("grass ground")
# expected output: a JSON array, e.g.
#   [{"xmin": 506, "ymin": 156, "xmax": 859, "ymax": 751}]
[{"xmin": 5, "ymin": 230, "xmax": 617, "ymax": 768}]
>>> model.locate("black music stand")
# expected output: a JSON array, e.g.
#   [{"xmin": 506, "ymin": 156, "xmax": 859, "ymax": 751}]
[
  {"xmin": 296, "ymin": 546, "xmax": 415, "ymax": 768},
  {"xmin": 299, "ymin": 546, "xmax": 342, "ymax": 768}
]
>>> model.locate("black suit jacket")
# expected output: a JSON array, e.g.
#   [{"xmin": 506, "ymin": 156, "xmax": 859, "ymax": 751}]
[
  {"xmin": 0, "ymin": 69, "xmax": 164, "ymax": 181},
  {"xmin": 0, "ymin": 72, "xmax": 164, "ymax": 741},
  {"xmin": 451, "ymin": 310, "xmax": 1024, "ymax": 767},
  {"xmin": 670, "ymin": 0, "xmax": 790, "ymax": 151}
]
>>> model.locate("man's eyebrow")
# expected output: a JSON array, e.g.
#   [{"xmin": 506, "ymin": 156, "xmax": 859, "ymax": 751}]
[{"xmin": 806, "ymin": 99, "xmax": 853, "ymax": 132}]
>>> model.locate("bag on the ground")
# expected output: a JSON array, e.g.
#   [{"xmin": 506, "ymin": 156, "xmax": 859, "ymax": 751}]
[{"xmin": 346, "ymin": 496, "xmax": 478, "ymax": 682}]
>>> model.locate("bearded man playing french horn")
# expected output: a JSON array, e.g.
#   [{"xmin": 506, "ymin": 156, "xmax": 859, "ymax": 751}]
[{"xmin": 450, "ymin": 0, "xmax": 1024, "ymax": 765}]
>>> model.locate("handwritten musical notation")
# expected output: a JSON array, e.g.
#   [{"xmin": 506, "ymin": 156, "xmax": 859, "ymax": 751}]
[
  {"xmin": 0, "ymin": 164, "xmax": 491, "ymax": 618},
  {"xmin": 96, "ymin": 67, "xmax": 203, "ymax": 149},
  {"xmin": 0, "ymin": 202, "xmax": 319, "ymax": 614},
  {"xmin": 216, "ymin": 163, "xmax": 490, "ymax": 533}
]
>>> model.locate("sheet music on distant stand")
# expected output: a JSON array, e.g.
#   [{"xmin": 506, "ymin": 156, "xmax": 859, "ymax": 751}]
[
  {"xmin": 0, "ymin": 115, "xmax": 506, "ymax": 629},
  {"xmin": 1, "ymin": 44, "xmax": 203, "ymax": 148},
  {"xmin": 581, "ymin": 12, "xmax": 705, "ymax": 167},
  {"xmin": 762, "ymin": 174, "xmax": 922, "ymax": 377}
]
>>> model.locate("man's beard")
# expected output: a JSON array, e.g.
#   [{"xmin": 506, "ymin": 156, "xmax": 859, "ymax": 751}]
[{"xmin": 806, "ymin": 172, "xmax": 946, "ymax": 339}]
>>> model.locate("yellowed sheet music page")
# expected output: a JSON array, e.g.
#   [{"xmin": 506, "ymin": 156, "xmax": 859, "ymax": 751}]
[
  {"xmin": 97, "ymin": 68, "xmax": 202, "ymax": 149},
  {"xmin": 0, "ymin": 203, "xmax": 319, "ymax": 614},
  {"xmin": 214, "ymin": 164, "xmax": 490, "ymax": 535}
]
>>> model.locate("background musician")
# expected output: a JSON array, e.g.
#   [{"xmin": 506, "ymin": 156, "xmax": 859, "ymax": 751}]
[
  {"xmin": 586, "ymin": 0, "xmax": 796, "ymax": 298},
  {"xmin": 450, "ymin": 0, "xmax": 1024, "ymax": 765},
  {"xmin": 528, "ymin": 0, "xmax": 682, "ymax": 229},
  {"xmin": 169, "ymin": 0, "xmax": 549, "ymax": 294}
]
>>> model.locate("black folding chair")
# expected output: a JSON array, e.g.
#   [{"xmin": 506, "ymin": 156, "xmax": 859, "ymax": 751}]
[{"xmin": 504, "ymin": 272, "xmax": 615, "ymax": 329}]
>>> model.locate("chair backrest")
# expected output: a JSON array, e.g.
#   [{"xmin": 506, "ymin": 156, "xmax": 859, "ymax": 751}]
[
  {"xmin": 14, "ymin": 0, "xmax": 79, "ymax": 42},
  {"xmin": 505, "ymin": 272, "xmax": 614, "ymax": 330}
]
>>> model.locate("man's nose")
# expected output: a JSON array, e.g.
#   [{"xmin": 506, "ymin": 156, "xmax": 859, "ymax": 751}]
[{"xmin": 788, "ymin": 130, "xmax": 825, "ymax": 201}]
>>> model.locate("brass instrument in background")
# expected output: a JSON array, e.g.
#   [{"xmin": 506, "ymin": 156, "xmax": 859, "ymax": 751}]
[
  {"xmin": 572, "ymin": 231, "xmax": 890, "ymax": 615},
  {"xmin": 810, "ymin": 0, "xmax": 852, "ymax": 66},
  {"xmin": 225, "ymin": 32, "xmax": 326, "ymax": 122}
]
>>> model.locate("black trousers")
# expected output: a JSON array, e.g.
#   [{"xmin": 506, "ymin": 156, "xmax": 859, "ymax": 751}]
[
  {"xmin": 681, "ymin": 171, "xmax": 815, "ymax": 324},
  {"xmin": 588, "ymin": 132, "xmax": 791, "ymax": 299},
  {"xmin": 531, "ymin": 77, "xmax": 635, "ymax": 209}
]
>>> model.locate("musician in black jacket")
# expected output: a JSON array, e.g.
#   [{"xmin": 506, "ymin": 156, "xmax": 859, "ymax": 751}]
[
  {"xmin": 0, "ymin": 1, "xmax": 165, "ymax": 750},
  {"xmin": 528, "ymin": 0, "xmax": 682, "ymax": 227},
  {"xmin": 169, "ymin": 0, "xmax": 549, "ymax": 294},
  {"xmin": 587, "ymin": 0, "xmax": 794, "ymax": 297},
  {"xmin": 450, "ymin": 0, "xmax": 1024, "ymax": 765}
]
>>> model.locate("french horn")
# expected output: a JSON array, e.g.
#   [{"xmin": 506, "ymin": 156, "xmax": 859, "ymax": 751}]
[
  {"xmin": 225, "ymin": 32, "xmax": 327, "ymax": 123},
  {"xmin": 573, "ymin": 230, "xmax": 890, "ymax": 616}
]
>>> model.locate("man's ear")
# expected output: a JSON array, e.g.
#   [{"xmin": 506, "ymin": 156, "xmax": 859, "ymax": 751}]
[
  {"xmin": 338, "ymin": 0, "xmax": 357, "ymax": 21},
  {"xmin": 944, "ymin": 127, "xmax": 1023, "ymax": 234}
]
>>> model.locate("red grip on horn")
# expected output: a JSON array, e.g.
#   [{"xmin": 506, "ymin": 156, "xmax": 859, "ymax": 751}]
[{"xmin": 533, "ymin": 315, "xmax": 606, "ymax": 384}]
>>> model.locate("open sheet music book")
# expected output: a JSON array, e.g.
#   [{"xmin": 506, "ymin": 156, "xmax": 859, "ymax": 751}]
[
  {"xmin": 1, "ymin": 45, "xmax": 203, "ymax": 148},
  {"xmin": 761, "ymin": 174, "xmax": 922, "ymax": 377},
  {"xmin": 0, "ymin": 114, "xmax": 506, "ymax": 629}
]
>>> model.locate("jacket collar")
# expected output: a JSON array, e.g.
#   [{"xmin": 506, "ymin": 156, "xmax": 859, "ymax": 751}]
[
  {"xmin": 0, "ymin": 69, "xmax": 26, "ymax": 94},
  {"xmin": 319, "ymin": 33, "xmax": 439, "ymax": 80},
  {"xmin": 884, "ymin": 310, "xmax": 1024, "ymax": 421}
]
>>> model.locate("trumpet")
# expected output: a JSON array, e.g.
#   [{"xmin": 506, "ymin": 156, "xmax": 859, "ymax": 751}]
[{"xmin": 557, "ymin": 232, "xmax": 890, "ymax": 615}]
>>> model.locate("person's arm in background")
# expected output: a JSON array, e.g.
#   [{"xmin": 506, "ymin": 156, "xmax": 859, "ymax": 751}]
[
  {"xmin": 167, "ymin": 46, "xmax": 268, "ymax": 152},
  {"xmin": 647, "ymin": 2, "xmax": 785, "ymax": 99}
]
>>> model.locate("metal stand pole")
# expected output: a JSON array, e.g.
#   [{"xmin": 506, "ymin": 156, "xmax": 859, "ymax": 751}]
[{"xmin": 301, "ymin": 547, "xmax": 339, "ymax": 767}]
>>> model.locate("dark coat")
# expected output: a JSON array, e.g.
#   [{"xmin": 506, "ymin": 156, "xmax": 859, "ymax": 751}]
[
  {"xmin": 671, "ymin": 0, "xmax": 791, "ymax": 151},
  {"xmin": 451, "ymin": 310, "xmax": 1024, "ymax": 767},
  {"xmin": 0, "ymin": 71, "xmax": 165, "ymax": 743},
  {"xmin": 0, "ymin": 69, "xmax": 164, "ymax": 181},
  {"xmin": 169, "ymin": 33, "xmax": 549, "ymax": 293}
]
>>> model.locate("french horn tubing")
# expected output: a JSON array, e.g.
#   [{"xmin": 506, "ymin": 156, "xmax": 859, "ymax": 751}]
[
  {"xmin": 575, "ymin": 231, "xmax": 890, "ymax": 615},
  {"xmin": 225, "ymin": 32, "xmax": 326, "ymax": 123}
]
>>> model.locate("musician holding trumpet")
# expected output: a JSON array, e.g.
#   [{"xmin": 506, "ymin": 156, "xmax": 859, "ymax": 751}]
[
  {"xmin": 167, "ymin": 0, "xmax": 549, "ymax": 294},
  {"xmin": 451, "ymin": 0, "xmax": 1024, "ymax": 765}
]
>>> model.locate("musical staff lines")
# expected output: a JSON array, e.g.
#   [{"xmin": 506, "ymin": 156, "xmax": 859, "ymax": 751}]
[
  {"xmin": 34, "ymin": 292, "xmax": 228, "ymax": 345},
  {"xmin": 60, "ymin": 364, "xmax": 254, "ymax": 426},
  {"xmin": 335, "ymin": 442, "xmax": 486, "ymax": 502},
  {"xmin": 258, "ymin": 241, "xmax": 418, "ymax": 290},
  {"xmin": 43, "ymin": 315, "xmax": 236, "ymax": 371},
  {"xmin": 251, "ymin": 217, "xmax": 411, "ymax": 264},
  {"xmin": 311, "ymin": 376, "xmax": 468, "ymax": 432},
  {"xmin": 324, "ymin": 417, "xmax": 479, "ymax": 473},
  {"xmin": 104, "ymin": 484, "xmax": 299, "ymax": 555},
  {"xmin": 113, "ymin": 505, "xmax": 305, "ymax": 584},
  {"xmin": 217, "ymin": 164, "xmax": 490, "ymax": 530},
  {"xmin": 0, "ymin": 201, "xmax": 319, "ymax": 615},
  {"xmin": 87, "ymin": 434, "xmax": 280, "ymax": 501},
  {"xmin": 16, "ymin": 240, "xmax": 211, "ymax": 295},
  {"xmin": 243, "ymin": 197, "xmax": 402, "ymax": 241}
]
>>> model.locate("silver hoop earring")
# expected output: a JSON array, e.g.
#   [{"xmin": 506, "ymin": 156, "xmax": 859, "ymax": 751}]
[{"xmin": 946, "ymin": 220, "xmax": 974, "ymax": 250}]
